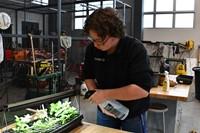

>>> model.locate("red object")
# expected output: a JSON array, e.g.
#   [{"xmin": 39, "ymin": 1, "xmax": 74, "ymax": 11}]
[
  {"xmin": 5, "ymin": 49, "xmax": 13, "ymax": 60},
  {"xmin": 79, "ymin": 62, "xmax": 84, "ymax": 79},
  {"xmin": 13, "ymin": 49, "xmax": 28, "ymax": 61}
]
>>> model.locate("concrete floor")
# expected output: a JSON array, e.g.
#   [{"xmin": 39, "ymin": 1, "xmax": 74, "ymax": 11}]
[
  {"xmin": 178, "ymin": 83, "xmax": 200, "ymax": 133},
  {"xmin": 0, "ymin": 82, "xmax": 200, "ymax": 133},
  {"xmin": 179, "ymin": 99, "xmax": 200, "ymax": 133}
]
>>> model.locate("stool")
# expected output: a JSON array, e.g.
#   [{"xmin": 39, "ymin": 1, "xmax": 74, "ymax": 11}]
[{"xmin": 148, "ymin": 103, "xmax": 168, "ymax": 133}]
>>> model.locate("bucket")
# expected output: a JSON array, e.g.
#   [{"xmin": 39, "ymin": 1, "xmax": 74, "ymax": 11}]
[{"xmin": 192, "ymin": 67, "xmax": 200, "ymax": 100}]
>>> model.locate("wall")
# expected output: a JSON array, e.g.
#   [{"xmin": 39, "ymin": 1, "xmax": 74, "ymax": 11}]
[
  {"xmin": 0, "ymin": 8, "xmax": 44, "ymax": 47},
  {"xmin": 17, "ymin": 11, "xmax": 43, "ymax": 46},
  {"xmin": 143, "ymin": 0, "xmax": 200, "ymax": 58}
]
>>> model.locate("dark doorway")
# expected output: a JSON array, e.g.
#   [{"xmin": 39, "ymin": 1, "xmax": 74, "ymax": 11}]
[{"xmin": 22, "ymin": 21, "xmax": 40, "ymax": 48}]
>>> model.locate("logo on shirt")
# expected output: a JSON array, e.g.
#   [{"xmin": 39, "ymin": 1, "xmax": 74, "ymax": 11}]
[{"xmin": 94, "ymin": 57, "xmax": 105, "ymax": 62}]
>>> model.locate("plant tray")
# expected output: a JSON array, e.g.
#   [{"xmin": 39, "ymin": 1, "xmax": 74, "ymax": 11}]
[{"xmin": 3, "ymin": 114, "xmax": 83, "ymax": 133}]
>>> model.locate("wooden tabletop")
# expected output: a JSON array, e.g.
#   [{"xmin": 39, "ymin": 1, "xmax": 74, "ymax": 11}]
[
  {"xmin": 70, "ymin": 122, "xmax": 130, "ymax": 133},
  {"xmin": 150, "ymin": 75, "xmax": 191, "ymax": 101},
  {"xmin": 0, "ymin": 122, "xmax": 129, "ymax": 133}
]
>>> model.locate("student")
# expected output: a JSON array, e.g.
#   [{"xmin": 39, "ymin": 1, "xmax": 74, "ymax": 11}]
[{"xmin": 83, "ymin": 7, "xmax": 152, "ymax": 133}]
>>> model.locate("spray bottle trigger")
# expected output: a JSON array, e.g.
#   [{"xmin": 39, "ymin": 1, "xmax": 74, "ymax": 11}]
[{"xmin": 84, "ymin": 90, "xmax": 96, "ymax": 99}]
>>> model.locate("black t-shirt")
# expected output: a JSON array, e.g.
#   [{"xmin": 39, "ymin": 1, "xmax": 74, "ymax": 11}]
[{"xmin": 83, "ymin": 36, "xmax": 153, "ymax": 118}]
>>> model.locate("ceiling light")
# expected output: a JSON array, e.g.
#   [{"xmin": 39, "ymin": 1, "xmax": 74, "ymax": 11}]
[
  {"xmin": 9, "ymin": 0, "xmax": 25, "ymax": 4},
  {"xmin": 49, "ymin": 8, "xmax": 66, "ymax": 13}
]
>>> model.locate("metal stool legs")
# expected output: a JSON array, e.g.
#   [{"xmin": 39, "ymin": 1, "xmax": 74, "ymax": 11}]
[
  {"xmin": 148, "ymin": 103, "xmax": 168, "ymax": 133},
  {"xmin": 162, "ymin": 111, "xmax": 165, "ymax": 133}
]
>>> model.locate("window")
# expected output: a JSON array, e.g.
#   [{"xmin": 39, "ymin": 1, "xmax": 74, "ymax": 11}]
[
  {"xmin": 88, "ymin": 2, "xmax": 101, "ymax": 15},
  {"xmin": 75, "ymin": 3, "xmax": 87, "ymax": 16},
  {"xmin": 156, "ymin": 14, "xmax": 173, "ymax": 28},
  {"xmin": 143, "ymin": 14, "xmax": 153, "ymax": 28},
  {"xmin": 143, "ymin": 0, "xmax": 195, "ymax": 28},
  {"xmin": 144, "ymin": 0, "xmax": 154, "ymax": 12},
  {"xmin": 103, "ymin": 1, "xmax": 113, "ymax": 8},
  {"xmin": 32, "ymin": 0, "xmax": 48, "ymax": 5},
  {"xmin": 75, "ymin": 17, "xmax": 86, "ymax": 29},
  {"xmin": 175, "ymin": 13, "xmax": 194, "ymax": 28},
  {"xmin": 74, "ymin": 0, "xmax": 113, "ymax": 30},
  {"xmin": 156, "ymin": 0, "xmax": 173, "ymax": 12},
  {"xmin": 176, "ymin": 0, "xmax": 195, "ymax": 11},
  {"xmin": 74, "ymin": 3, "xmax": 87, "ymax": 30}
]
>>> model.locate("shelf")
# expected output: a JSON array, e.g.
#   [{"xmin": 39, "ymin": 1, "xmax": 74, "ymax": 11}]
[
  {"xmin": 29, "ymin": 71, "xmax": 62, "ymax": 80},
  {"xmin": 3, "ymin": 90, "xmax": 76, "ymax": 111},
  {"xmin": 149, "ymin": 55, "xmax": 163, "ymax": 58}
]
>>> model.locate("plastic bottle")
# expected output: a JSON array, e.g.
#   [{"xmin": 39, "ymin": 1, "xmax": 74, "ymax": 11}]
[
  {"xmin": 162, "ymin": 71, "xmax": 170, "ymax": 91},
  {"xmin": 80, "ymin": 82, "xmax": 88, "ymax": 96},
  {"xmin": 84, "ymin": 90, "xmax": 129, "ymax": 120}
]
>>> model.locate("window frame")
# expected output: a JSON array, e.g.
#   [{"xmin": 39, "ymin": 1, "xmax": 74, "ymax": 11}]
[
  {"xmin": 32, "ymin": 0, "xmax": 48, "ymax": 6},
  {"xmin": 143, "ymin": 0, "xmax": 195, "ymax": 29},
  {"xmin": 74, "ymin": 0, "xmax": 114, "ymax": 30}
]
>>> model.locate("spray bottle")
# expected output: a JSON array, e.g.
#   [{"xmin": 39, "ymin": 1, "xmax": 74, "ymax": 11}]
[
  {"xmin": 84, "ymin": 90, "xmax": 129, "ymax": 120},
  {"xmin": 162, "ymin": 71, "xmax": 170, "ymax": 91}
]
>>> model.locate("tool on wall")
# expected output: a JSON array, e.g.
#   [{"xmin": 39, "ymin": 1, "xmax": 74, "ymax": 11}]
[
  {"xmin": 185, "ymin": 40, "xmax": 194, "ymax": 50},
  {"xmin": 176, "ymin": 62, "xmax": 186, "ymax": 75},
  {"xmin": 28, "ymin": 33, "xmax": 37, "ymax": 76},
  {"xmin": 160, "ymin": 58, "xmax": 170, "ymax": 73},
  {"xmin": 60, "ymin": 32, "xmax": 72, "ymax": 82},
  {"xmin": 175, "ymin": 45, "xmax": 180, "ymax": 54},
  {"xmin": 172, "ymin": 45, "xmax": 176, "ymax": 57}
]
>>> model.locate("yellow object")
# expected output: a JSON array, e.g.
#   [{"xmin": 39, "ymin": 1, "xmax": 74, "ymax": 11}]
[
  {"xmin": 38, "ymin": 60, "xmax": 52, "ymax": 74},
  {"xmin": 162, "ymin": 71, "xmax": 170, "ymax": 92},
  {"xmin": 176, "ymin": 63, "xmax": 186, "ymax": 75},
  {"xmin": 40, "ymin": 60, "xmax": 51, "ymax": 68},
  {"xmin": 185, "ymin": 40, "xmax": 194, "ymax": 50}
]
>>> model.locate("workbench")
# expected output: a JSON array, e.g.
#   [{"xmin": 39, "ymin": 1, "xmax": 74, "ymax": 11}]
[
  {"xmin": 70, "ymin": 122, "xmax": 130, "ymax": 133},
  {"xmin": 149, "ymin": 75, "xmax": 191, "ymax": 133}
]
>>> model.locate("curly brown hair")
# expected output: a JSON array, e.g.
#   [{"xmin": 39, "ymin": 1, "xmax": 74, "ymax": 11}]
[{"xmin": 83, "ymin": 7, "xmax": 124, "ymax": 39}]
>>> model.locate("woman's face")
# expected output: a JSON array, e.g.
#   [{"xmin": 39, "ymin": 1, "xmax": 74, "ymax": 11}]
[{"xmin": 89, "ymin": 30, "xmax": 116, "ymax": 51}]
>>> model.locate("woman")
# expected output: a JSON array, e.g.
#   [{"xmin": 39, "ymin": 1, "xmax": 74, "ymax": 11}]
[{"xmin": 83, "ymin": 7, "xmax": 152, "ymax": 133}]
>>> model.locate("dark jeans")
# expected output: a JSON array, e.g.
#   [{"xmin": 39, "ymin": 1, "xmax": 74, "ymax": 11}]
[{"xmin": 97, "ymin": 109, "xmax": 147, "ymax": 133}]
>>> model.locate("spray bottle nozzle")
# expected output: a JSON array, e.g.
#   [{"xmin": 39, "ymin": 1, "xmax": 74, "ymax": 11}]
[{"xmin": 84, "ymin": 90, "xmax": 96, "ymax": 99}]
